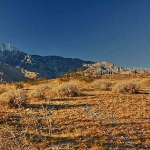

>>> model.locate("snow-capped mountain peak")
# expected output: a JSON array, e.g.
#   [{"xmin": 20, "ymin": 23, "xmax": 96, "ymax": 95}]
[{"xmin": 0, "ymin": 43, "xmax": 22, "ymax": 52}]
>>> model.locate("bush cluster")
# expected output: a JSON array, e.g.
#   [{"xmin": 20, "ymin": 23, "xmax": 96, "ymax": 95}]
[
  {"xmin": 0, "ymin": 86, "xmax": 5, "ymax": 95},
  {"xmin": 113, "ymin": 81, "xmax": 140, "ymax": 94},
  {"xmin": 139, "ymin": 79, "xmax": 150, "ymax": 87},
  {"xmin": 91, "ymin": 80, "xmax": 111, "ymax": 91},
  {"xmin": 5, "ymin": 89, "xmax": 28, "ymax": 108},
  {"xmin": 57, "ymin": 80, "xmax": 81, "ymax": 97},
  {"xmin": 15, "ymin": 82, "xmax": 24, "ymax": 89},
  {"xmin": 30, "ymin": 84, "xmax": 51, "ymax": 100}
]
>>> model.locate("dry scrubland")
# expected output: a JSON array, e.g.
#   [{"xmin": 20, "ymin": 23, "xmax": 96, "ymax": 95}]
[{"xmin": 0, "ymin": 74, "xmax": 150, "ymax": 150}]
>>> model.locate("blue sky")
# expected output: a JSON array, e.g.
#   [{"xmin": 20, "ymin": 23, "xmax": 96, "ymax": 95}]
[{"xmin": 0, "ymin": 0, "xmax": 150, "ymax": 68}]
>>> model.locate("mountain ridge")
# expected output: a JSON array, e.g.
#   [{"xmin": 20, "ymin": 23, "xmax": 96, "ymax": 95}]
[{"xmin": 0, "ymin": 43, "xmax": 124, "ymax": 82}]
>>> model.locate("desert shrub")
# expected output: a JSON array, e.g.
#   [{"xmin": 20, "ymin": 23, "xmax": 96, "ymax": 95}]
[
  {"xmin": 0, "ymin": 86, "xmax": 5, "ymax": 95},
  {"xmin": 113, "ymin": 81, "xmax": 140, "ymax": 94},
  {"xmin": 30, "ymin": 84, "xmax": 51, "ymax": 100},
  {"xmin": 4, "ymin": 89, "xmax": 28, "ymax": 108},
  {"xmin": 26, "ymin": 78, "xmax": 41, "ymax": 85},
  {"xmin": 15, "ymin": 82, "xmax": 24, "ymax": 89},
  {"xmin": 91, "ymin": 80, "xmax": 111, "ymax": 90},
  {"xmin": 57, "ymin": 80, "xmax": 81, "ymax": 97},
  {"xmin": 139, "ymin": 79, "xmax": 150, "ymax": 87}
]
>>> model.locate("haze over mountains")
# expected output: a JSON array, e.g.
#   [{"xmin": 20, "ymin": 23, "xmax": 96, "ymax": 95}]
[{"xmin": 0, "ymin": 43, "xmax": 124, "ymax": 82}]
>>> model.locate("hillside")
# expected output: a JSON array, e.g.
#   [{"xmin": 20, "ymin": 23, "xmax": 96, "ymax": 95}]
[
  {"xmin": 0, "ymin": 43, "xmax": 124, "ymax": 82},
  {"xmin": 84, "ymin": 61, "xmax": 123, "ymax": 77}
]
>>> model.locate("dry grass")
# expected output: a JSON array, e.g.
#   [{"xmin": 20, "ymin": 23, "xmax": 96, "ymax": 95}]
[
  {"xmin": 91, "ymin": 79, "xmax": 111, "ymax": 91},
  {"xmin": 56, "ymin": 80, "xmax": 82, "ymax": 97},
  {"xmin": 113, "ymin": 80, "xmax": 140, "ymax": 94},
  {"xmin": 0, "ymin": 127, "xmax": 29, "ymax": 150},
  {"xmin": 2, "ymin": 89, "xmax": 28, "ymax": 108},
  {"xmin": 29, "ymin": 84, "xmax": 51, "ymax": 100},
  {"xmin": 140, "ymin": 78, "xmax": 150, "ymax": 87},
  {"xmin": 0, "ymin": 75, "xmax": 150, "ymax": 149}
]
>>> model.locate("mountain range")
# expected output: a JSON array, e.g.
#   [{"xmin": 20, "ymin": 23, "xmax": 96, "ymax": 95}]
[{"xmin": 0, "ymin": 43, "xmax": 124, "ymax": 82}]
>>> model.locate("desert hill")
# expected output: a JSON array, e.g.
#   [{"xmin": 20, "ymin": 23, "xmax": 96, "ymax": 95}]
[{"xmin": 0, "ymin": 43, "xmax": 124, "ymax": 82}]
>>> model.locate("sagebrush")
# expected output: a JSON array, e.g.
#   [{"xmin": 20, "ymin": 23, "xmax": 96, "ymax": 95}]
[
  {"xmin": 4, "ymin": 89, "xmax": 28, "ymax": 108},
  {"xmin": 113, "ymin": 80, "xmax": 140, "ymax": 94},
  {"xmin": 30, "ymin": 84, "xmax": 51, "ymax": 100},
  {"xmin": 91, "ymin": 79, "xmax": 111, "ymax": 90},
  {"xmin": 57, "ymin": 80, "xmax": 81, "ymax": 97}
]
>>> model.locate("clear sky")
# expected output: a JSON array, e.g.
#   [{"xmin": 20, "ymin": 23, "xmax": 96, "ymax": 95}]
[{"xmin": 0, "ymin": 0, "xmax": 150, "ymax": 68}]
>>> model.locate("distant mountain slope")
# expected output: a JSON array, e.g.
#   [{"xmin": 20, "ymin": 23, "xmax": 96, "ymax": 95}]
[
  {"xmin": 0, "ymin": 61, "xmax": 38, "ymax": 82},
  {"xmin": 84, "ymin": 61, "xmax": 124, "ymax": 76},
  {"xmin": 0, "ymin": 43, "xmax": 124, "ymax": 81}
]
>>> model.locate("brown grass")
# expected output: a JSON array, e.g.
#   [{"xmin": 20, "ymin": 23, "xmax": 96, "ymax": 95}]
[
  {"xmin": 113, "ymin": 80, "xmax": 140, "ymax": 94},
  {"xmin": 139, "ymin": 78, "xmax": 150, "ymax": 87},
  {"xmin": 2, "ymin": 89, "xmax": 28, "ymax": 108},
  {"xmin": 0, "ymin": 74, "xmax": 150, "ymax": 149},
  {"xmin": 91, "ymin": 79, "xmax": 111, "ymax": 91},
  {"xmin": 56, "ymin": 80, "xmax": 82, "ymax": 97}
]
